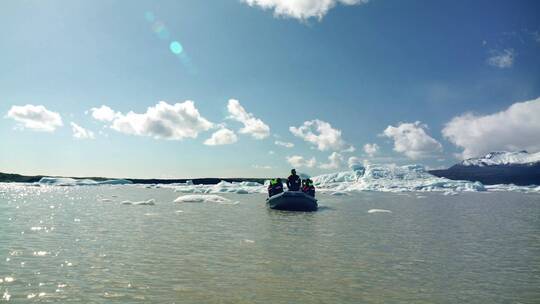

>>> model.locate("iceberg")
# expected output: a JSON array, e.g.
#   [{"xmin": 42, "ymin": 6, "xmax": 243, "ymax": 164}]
[
  {"xmin": 166, "ymin": 164, "xmax": 496, "ymax": 195},
  {"xmin": 38, "ymin": 177, "xmax": 132, "ymax": 186},
  {"xmin": 312, "ymin": 164, "xmax": 486, "ymax": 193}
]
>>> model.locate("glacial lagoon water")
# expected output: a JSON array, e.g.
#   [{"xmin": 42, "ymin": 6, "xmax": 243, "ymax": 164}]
[{"xmin": 1, "ymin": 184, "xmax": 539, "ymax": 303}]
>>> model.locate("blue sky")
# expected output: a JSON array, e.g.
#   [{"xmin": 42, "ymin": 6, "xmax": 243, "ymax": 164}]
[{"xmin": 1, "ymin": 0, "xmax": 539, "ymax": 178}]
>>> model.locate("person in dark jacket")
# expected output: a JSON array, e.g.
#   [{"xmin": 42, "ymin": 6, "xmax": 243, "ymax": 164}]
[
  {"xmin": 286, "ymin": 169, "xmax": 301, "ymax": 191},
  {"xmin": 268, "ymin": 178, "xmax": 283, "ymax": 197},
  {"xmin": 302, "ymin": 178, "xmax": 316, "ymax": 197}
]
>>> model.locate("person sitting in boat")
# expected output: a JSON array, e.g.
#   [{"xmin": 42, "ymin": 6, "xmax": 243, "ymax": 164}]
[
  {"xmin": 268, "ymin": 178, "xmax": 283, "ymax": 197},
  {"xmin": 286, "ymin": 169, "xmax": 301, "ymax": 191},
  {"xmin": 302, "ymin": 178, "xmax": 316, "ymax": 197}
]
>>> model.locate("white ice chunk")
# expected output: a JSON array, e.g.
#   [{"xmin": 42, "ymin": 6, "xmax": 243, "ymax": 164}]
[
  {"xmin": 121, "ymin": 199, "xmax": 155, "ymax": 205},
  {"xmin": 174, "ymin": 194, "xmax": 231, "ymax": 204},
  {"xmin": 368, "ymin": 209, "xmax": 392, "ymax": 213}
]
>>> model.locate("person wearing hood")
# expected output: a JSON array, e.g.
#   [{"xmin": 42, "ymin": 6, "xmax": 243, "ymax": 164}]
[{"xmin": 302, "ymin": 178, "xmax": 315, "ymax": 197}]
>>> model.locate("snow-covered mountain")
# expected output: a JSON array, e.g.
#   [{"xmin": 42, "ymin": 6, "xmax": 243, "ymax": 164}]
[
  {"xmin": 460, "ymin": 151, "xmax": 540, "ymax": 167},
  {"xmin": 430, "ymin": 151, "xmax": 540, "ymax": 186}
]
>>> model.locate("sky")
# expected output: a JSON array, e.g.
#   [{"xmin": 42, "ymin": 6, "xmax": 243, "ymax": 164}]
[{"xmin": 1, "ymin": 0, "xmax": 539, "ymax": 178}]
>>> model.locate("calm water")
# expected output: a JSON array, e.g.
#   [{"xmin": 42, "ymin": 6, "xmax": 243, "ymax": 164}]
[{"xmin": 1, "ymin": 185, "xmax": 539, "ymax": 303}]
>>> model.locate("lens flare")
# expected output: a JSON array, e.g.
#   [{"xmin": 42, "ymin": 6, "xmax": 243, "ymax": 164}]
[
  {"xmin": 152, "ymin": 21, "xmax": 165, "ymax": 34},
  {"xmin": 145, "ymin": 11, "xmax": 192, "ymax": 70},
  {"xmin": 144, "ymin": 11, "xmax": 155, "ymax": 22},
  {"xmin": 169, "ymin": 41, "xmax": 183, "ymax": 55}
]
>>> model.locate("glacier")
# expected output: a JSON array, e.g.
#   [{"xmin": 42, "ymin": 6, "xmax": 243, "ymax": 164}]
[{"xmin": 460, "ymin": 151, "xmax": 540, "ymax": 167}]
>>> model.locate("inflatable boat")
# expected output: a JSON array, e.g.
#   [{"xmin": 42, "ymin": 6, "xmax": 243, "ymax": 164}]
[{"xmin": 266, "ymin": 191, "xmax": 318, "ymax": 211}]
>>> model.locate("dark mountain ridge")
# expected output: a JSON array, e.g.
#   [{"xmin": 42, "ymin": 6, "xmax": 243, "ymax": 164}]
[
  {"xmin": 0, "ymin": 172, "xmax": 267, "ymax": 185},
  {"xmin": 429, "ymin": 151, "xmax": 540, "ymax": 186}
]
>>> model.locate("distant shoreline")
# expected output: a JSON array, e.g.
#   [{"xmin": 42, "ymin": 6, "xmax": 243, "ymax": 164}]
[{"xmin": 0, "ymin": 172, "xmax": 268, "ymax": 185}]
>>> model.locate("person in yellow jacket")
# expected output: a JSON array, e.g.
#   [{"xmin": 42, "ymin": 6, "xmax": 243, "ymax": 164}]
[{"xmin": 268, "ymin": 178, "xmax": 284, "ymax": 197}]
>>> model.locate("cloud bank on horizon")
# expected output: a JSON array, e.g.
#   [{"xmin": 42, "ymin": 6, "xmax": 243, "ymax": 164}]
[
  {"xmin": 443, "ymin": 97, "xmax": 540, "ymax": 159},
  {"xmin": 5, "ymin": 96, "xmax": 540, "ymax": 171}
]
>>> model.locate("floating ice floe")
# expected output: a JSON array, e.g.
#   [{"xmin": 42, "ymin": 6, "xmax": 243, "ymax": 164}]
[
  {"xmin": 174, "ymin": 194, "xmax": 234, "ymax": 204},
  {"xmin": 121, "ymin": 199, "xmax": 155, "ymax": 206},
  {"xmin": 2, "ymin": 290, "xmax": 11, "ymax": 301},
  {"xmin": 368, "ymin": 209, "xmax": 392, "ymax": 213},
  {"xmin": 330, "ymin": 191, "xmax": 349, "ymax": 196},
  {"xmin": 38, "ymin": 177, "xmax": 132, "ymax": 186},
  {"xmin": 173, "ymin": 181, "xmax": 265, "ymax": 194},
  {"xmin": 3, "ymin": 277, "xmax": 14, "ymax": 283},
  {"xmin": 484, "ymin": 184, "xmax": 540, "ymax": 193}
]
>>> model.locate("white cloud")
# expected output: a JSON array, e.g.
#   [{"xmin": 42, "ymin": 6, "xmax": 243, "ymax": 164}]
[
  {"xmin": 242, "ymin": 0, "xmax": 369, "ymax": 21},
  {"xmin": 342, "ymin": 145, "xmax": 356, "ymax": 153},
  {"xmin": 274, "ymin": 140, "xmax": 294, "ymax": 148},
  {"xmin": 319, "ymin": 152, "xmax": 343, "ymax": 169},
  {"xmin": 442, "ymin": 97, "xmax": 540, "ymax": 159},
  {"xmin": 90, "ymin": 105, "xmax": 118, "ymax": 122},
  {"xmin": 268, "ymin": 150, "xmax": 275, "ymax": 155},
  {"xmin": 363, "ymin": 143, "xmax": 379, "ymax": 157},
  {"xmin": 6, "ymin": 104, "xmax": 63, "ymax": 132},
  {"xmin": 286, "ymin": 155, "xmax": 317, "ymax": 168},
  {"xmin": 227, "ymin": 99, "xmax": 270, "ymax": 139},
  {"xmin": 70, "ymin": 122, "xmax": 95, "ymax": 139},
  {"xmin": 487, "ymin": 49, "xmax": 515, "ymax": 68},
  {"xmin": 204, "ymin": 128, "xmax": 238, "ymax": 146},
  {"xmin": 382, "ymin": 121, "xmax": 442, "ymax": 160},
  {"xmin": 533, "ymin": 31, "xmax": 540, "ymax": 43},
  {"xmin": 290, "ymin": 119, "xmax": 346, "ymax": 151},
  {"xmin": 94, "ymin": 101, "xmax": 213, "ymax": 140},
  {"xmin": 253, "ymin": 164, "xmax": 272, "ymax": 169}
]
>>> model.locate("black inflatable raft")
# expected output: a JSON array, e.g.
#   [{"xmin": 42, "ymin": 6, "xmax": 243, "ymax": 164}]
[{"xmin": 266, "ymin": 191, "xmax": 318, "ymax": 211}]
